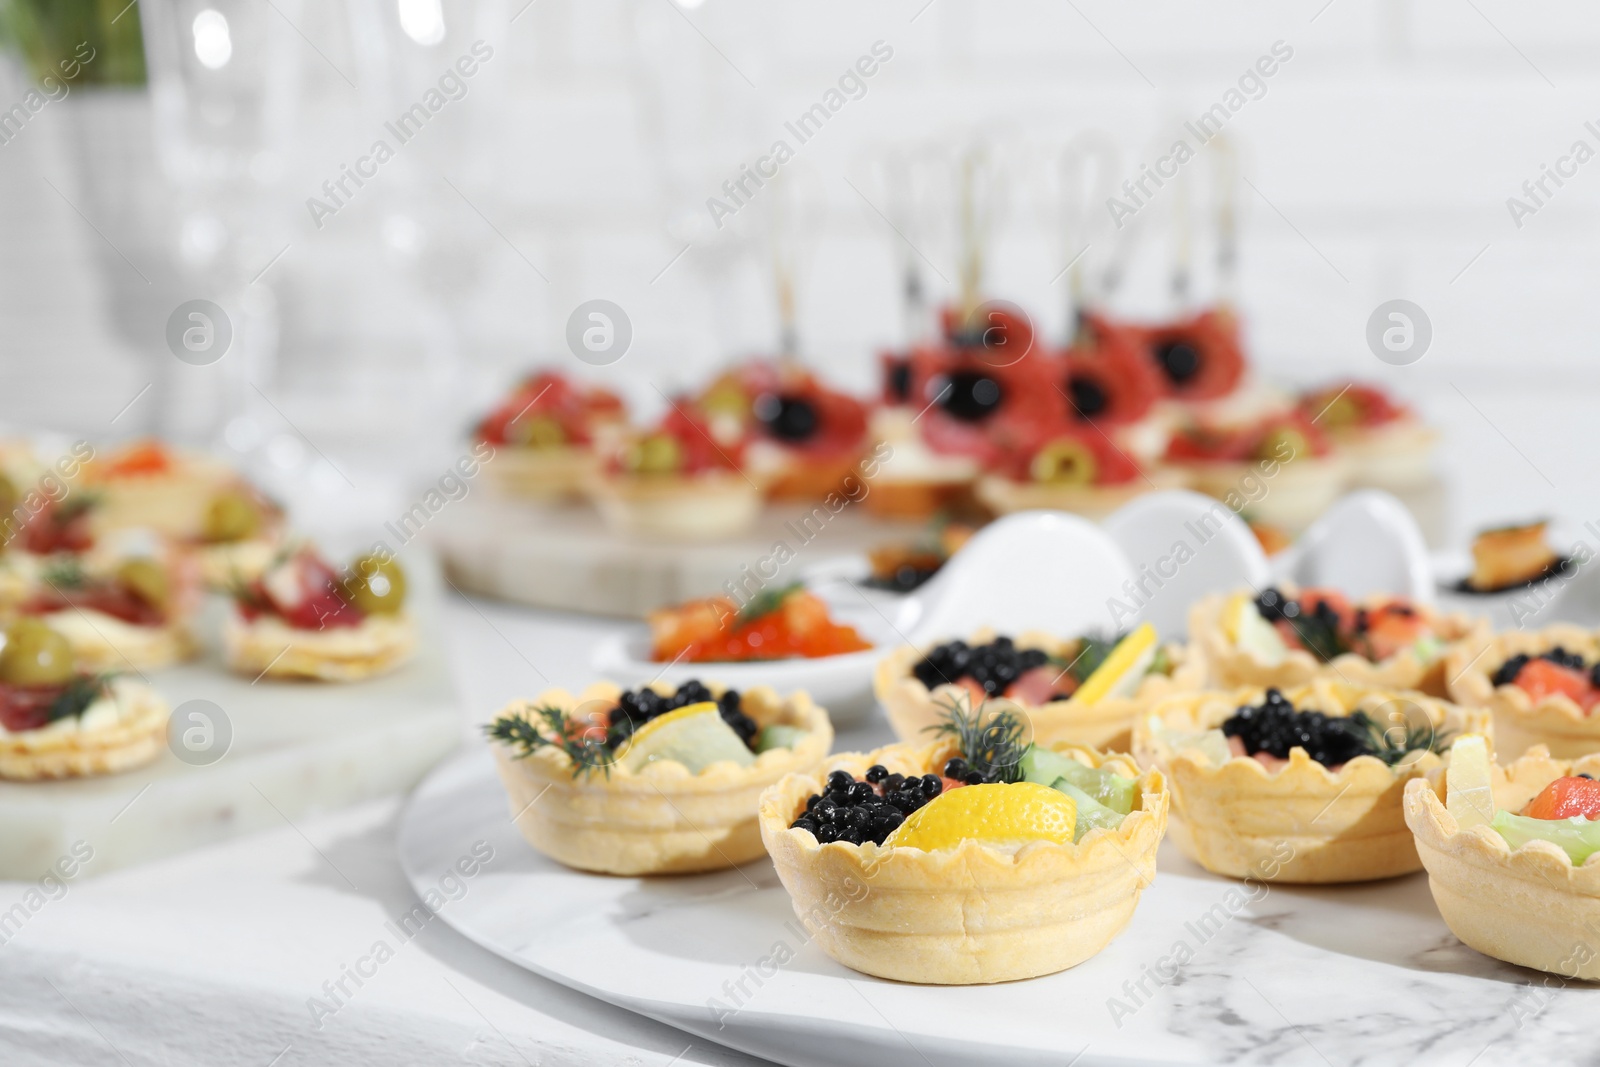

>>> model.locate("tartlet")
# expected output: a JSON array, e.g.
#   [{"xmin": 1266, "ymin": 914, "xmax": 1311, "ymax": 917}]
[
  {"xmin": 974, "ymin": 427, "xmax": 1187, "ymax": 523},
  {"xmin": 1164, "ymin": 412, "xmax": 1347, "ymax": 531},
  {"xmin": 589, "ymin": 407, "xmax": 763, "ymax": 540},
  {"xmin": 1405, "ymin": 744, "xmax": 1600, "ymax": 979},
  {"xmin": 1298, "ymin": 381, "xmax": 1437, "ymax": 492},
  {"xmin": 1135, "ymin": 680, "xmax": 1488, "ymax": 883},
  {"xmin": 1445, "ymin": 625, "xmax": 1600, "ymax": 758},
  {"xmin": 224, "ymin": 548, "xmax": 415, "ymax": 682},
  {"xmin": 759, "ymin": 738, "xmax": 1168, "ymax": 984},
  {"xmin": 20, "ymin": 550, "xmax": 201, "ymax": 673},
  {"xmin": 1190, "ymin": 584, "xmax": 1486, "ymax": 697},
  {"xmin": 876, "ymin": 627, "xmax": 1203, "ymax": 752},
  {"xmin": 476, "ymin": 371, "xmax": 626, "ymax": 499},
  {"xmin": 76, "ymin": 439, "xmax": 237, "ymax": 540},
  {"xmin": 488, "ymin": 681, "xmax": 832, "ymax": 875}
]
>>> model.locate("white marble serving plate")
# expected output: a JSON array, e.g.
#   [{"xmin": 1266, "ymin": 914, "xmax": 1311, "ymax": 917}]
[
  {"xmin": 400, "ymin": 746, "xmax": 1599, "ymax": 1067},
  {"xmin": 0, "ymin": 549, "xmax": 461, "ymax": 879}
]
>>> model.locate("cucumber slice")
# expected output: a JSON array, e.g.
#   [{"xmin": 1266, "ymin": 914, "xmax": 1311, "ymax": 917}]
[
  {"xmin": 1050, "ymin": 778, "xmax": 1127, "ymax": 840},
  {"xmin": 755, "ymin": 724, "xmax": 805, "ymax": 753},
  {"xmin": 1492, "ymin": 810, "xmax": 1600, "ymax": 865},
  {"xmin": 1019, "ymin": 745, "xmax": 1136, "ymax": 814}
]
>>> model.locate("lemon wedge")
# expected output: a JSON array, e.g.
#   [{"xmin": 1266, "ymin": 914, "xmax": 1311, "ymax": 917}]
[
  {"xmin": 619, "ymin": 701, "xmax": 755, "ymax": 773},
  {"xmin": 1225, "ymin": 593, "xmax": 1287, "ymax": 666},
  {"xmin": 1446, "ymin": 733, "xmax": 1495, "ymax": 830},
  {"xmin": 883, "ymin": 782, "xmax": 1076, "ymax": 852},
  {"xmin": 1074, "ymin": 623, "xmax": 1158, "ymax": 706}
]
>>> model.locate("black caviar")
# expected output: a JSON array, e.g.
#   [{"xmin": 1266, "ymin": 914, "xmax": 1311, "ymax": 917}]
[
  {"xmin": 1491, "ymin": 647, "xmax": 1596, "ymax": 689},
  {"xmin": 911, "ymin": 636, "xmax": 1048, "ymax": 695},
  {"xmin": 607, "ymin": 680, "xmax": 758, "ymax": 752},
  {"xmin": 789, "ymin": 766, "xmax": 944, "ymax": 845},
  {"xmin": 1251, "ymin": 587, "xmax": 1346, "ymax": 662},
  {"xmin": 1221, "ymin": 688, "xmax": 1374, "ymax": 767}
]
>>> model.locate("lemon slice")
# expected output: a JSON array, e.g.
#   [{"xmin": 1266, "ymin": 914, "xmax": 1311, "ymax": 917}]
[
  {"xmin": 1446, "ymin": 733, "xmax": 1495, "ymax": 830},
  {"xmin": 1225, "ymin": 593, "xmax": 1287, "ymax": 666},
  {"xmin": 619, "ymin": 701, "xmax": 755, "ymax": 773},
  {"xmin": 1074, "ymin": 623, "xmax": 1158, "ymax": 706},
  {"xmin": 883, "ymin": 782, "xmax": 1076, "ymax": 852}
]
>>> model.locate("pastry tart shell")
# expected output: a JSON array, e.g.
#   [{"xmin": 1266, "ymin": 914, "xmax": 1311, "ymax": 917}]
[
  {"xmin": 1405, "ymin": 747, "xmax": 1600, "ymax": 979},
  {"xmin": 491, "ymin": 682, "xmax": 833, "ymax": 876},
  {"xmin": 1179, "ymin": 454, "xmax": 1347, "ymax": 531},
  {"xmin": 875, "ymin": 627, "xmax": 1205, "ymax": 753},
  {"xmin": 759, "ymin": 740, "xmax": 1168, "ymax": 984},
  {"xmin": 1446, "ymin": 625, "xmax": 1600, "ymax": 759},
  {"xmin": 974, "ymin": 467, "xmax": 1189, "ymax": 523},
  {"xmin": 1134, "ymin": 680, "xmax": 1489, "ymax": 883},
  {"xmin": 0, "ymin": 678, "xmax": 167, "ymax": 780},
  {"xmin": 194, "ymin": 537, "xmax": 282, "ymax": 591},
  {"xmin": 224, "ymin": 611, "xmax": 417, "ymax": 682},
  {"xmin": 82, "ymin": 459, "xmax": 236, "ymax": 539},
  {"xmin": 589, "ymin": 472, "xmax": 763, "ymax": 541},
  {"xmin": 486, "ymin": 445, "xmax": 597, "ymax": 500},
  {"xmin": 1189, "ymin": 586, "xmax": 1487, "ymax": 697},
  {"xmin": 1332, "ymin": 421, "xmax": 1438, "ymax": 491}
]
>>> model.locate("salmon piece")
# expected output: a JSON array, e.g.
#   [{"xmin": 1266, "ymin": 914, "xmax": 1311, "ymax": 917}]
[
  {"xmin": 1513, "ymin": 659, "xmax": 1599, "ymax": 711},
  {"xmin": 1005, "ymin": 665, "xmax": 1070, "ymax": 706},
  {"xmin": 1523, "ymin": 776, "xmax": 1600, "ymax": 820},
  {"xmin": 1360, "ymin": 602, "xmax": 1431, "ymax": 661}
]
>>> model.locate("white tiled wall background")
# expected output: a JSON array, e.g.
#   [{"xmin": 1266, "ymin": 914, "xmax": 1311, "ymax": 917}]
[{"xmin": 1, "ymin": 0, "xmax": 1597, "ymax": 538}]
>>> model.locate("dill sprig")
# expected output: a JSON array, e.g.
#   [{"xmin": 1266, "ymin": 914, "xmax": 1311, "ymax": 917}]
[
  {"xmin": 1349, "ymin": 709, "xmax": 1451, "ymax": 767},
  {"xmin": 734, "ymin": 582, "xmax": 802, "ymax": 627},
  {"xmin": 48, "ymin": 675, "xmax": 110, "ymax": 723},
  {"xmin": 924, "ymin": 695, "xmax": 1028, "ymax": 783},
  {"xmin": 40, "ymin": 556, "xmax": 86, "ymax": 589},
  {"xmin": 484, "ymin": 704, "xmax": 613, "ymax": 778}
]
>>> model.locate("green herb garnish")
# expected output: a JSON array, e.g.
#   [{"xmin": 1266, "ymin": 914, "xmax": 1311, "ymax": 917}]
[
  {"xmin": 924, "ymin": 696, "xmax": 1028, "ymax": 784},
  {"xmin": 734, "ymin": 582, "xmax": 802, "ymax": 627},
  {"xmin": 1287, "ymin": 613, "xmax": 1346, "ymax": 663},
  {"xmin": 1349, "ymin": 709, "xmax": 1451, "ymax": 767},
  {"xmin": 47, "ymin": 675, "xmax": 109, "ymax": 723},
  {"xmin": 485, "ymin": 705, "xmax": 613, "ymax": 778},
  {"xmin": 40, "ymin": 556, "xmax": 86, "ymax": 589}
]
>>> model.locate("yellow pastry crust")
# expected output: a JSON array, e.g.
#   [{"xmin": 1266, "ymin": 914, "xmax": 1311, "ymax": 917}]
[
  {"xmin": 80, "ymin": 455, "xmax": 237, "ymax": 539},
  {"xmin": 1332, "ymin": 420, "xmax": 1438, "ymax": 491},
  {"xmin": 1406, "ymin": 747, "xmax": 1600, "ymax": 979},
  {"xmin": 973, "ymin": 467, "xmax": 1189, "ymax": 523},
  {"xmin": 485, "ymin": 445, "xmax": 597, "ymax": 499},
  {"xmin": 589, "ymin": 472, "xmax": 763, "ymax": 541},
  {"xmin": 875, "ymin": 627, "xmax": 1205, "ymax": 753},
  {"xmin": 759, "ymin": 739, "xmax": 1167, "ymax": 984},
  {"xmin": 1189, "ymin": 585, "xmax": 1487, "ymax": 697},
  {"xmin": 1445, "ymin": 625, "xmax": 1600, "ymax": 759},
  {"xmin": 223, "ymin": 611, "xmax": 417, "ymax": 682},
  {"xmin": 1179, "ymin": 453, "xmax": 1348, "ymax": 531},
  {"xmin": 491, "ymin": 681, "xmax": 833, "ymax": 875},
  {"xmin": 1134, "ymin": 680, "xmax": 1489, "ymax": 883},
  {"xmin": 0, "ymin": 678, "xmax": 167, "ymax": 780}
]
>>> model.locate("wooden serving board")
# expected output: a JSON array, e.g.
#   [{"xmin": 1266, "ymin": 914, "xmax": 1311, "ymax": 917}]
[
  {"xmin": 0, "ymin": 550, "xmax": 461, "ymax": 880},
  {"xmin": 430, "ymin": 492, "xmax": 926, "ymax": 618}
]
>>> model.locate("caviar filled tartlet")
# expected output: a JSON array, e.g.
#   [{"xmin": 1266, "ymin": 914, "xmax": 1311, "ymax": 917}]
[
  {"xmin": 1191, "ymin": 584, "xmax": 1485, "ymax": 697},
  {"xmin": 1136, "ymin": 681, "xmax": 1486, "ymax": 883},
  {"xmin": 696, "ymin": 361, "xmax": 871, "ymax": 501},
  {"xmin": 876, "ymin": 624, "xmax": 1202, "ymax": 752},
  {"xmin": 224, "ymin": 548, "xmax": 415, "ymax": 682},
  {"xmin": 648, "ymin": 583, "xmax": 870, "ymax": 664},
  {"xmin": 759, "ymin": 702, "xmax": 1168, "ymax": 984},
  {"xmin": 1446, "ymin": 626, "xmax": 1600, "ymax": 759},
  {"xmin": 1455, "ymin": 520, "xmax": 1567, "ymax": 594},
  {"xmin": 1297, "ymin": 381, "xmax": 1437, "ymax": 492},
  {"xmin": 1406, "ymin": 735, "xmax": 1600, "ymax": 978},
  {"xmin": 0, "ymin": 619, "xmax": 167, "ymax": 780},
  {"xmin": 75, "ymin": 439, "xmax": 237, "ymax": 539},
  {"xmin": 19, "ymin": 548, "xmax": 201, "ymax": 673},
  {"xmin": 476, "ymin": 371, "xmax": 626, "ymax": 499},
  {"xmin": 1164, "ymin": 412, "xmax": 1345, "ymax": 530},
  {"xmin": 188, "ymin": 483, "xmax": 286, "ymax": 590},
  {"xmin": 590, "ymin": 406, "xmax": 763, "ymax": 540},
  {"xmin": 486, "ymin": 679, "xmax": 832, "ymax": 875},
  {"xmin": 975, "ymin": 425, "xmax": 1185, "ymax": 521}
]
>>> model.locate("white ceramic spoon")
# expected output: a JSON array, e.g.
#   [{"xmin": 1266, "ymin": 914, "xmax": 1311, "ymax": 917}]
[
  {"xmin": 1102, "ymin": 489, "xmax": 1270, "ymax": 639},
  {"xmin": 1280, "ymin": 489, "xmax": 1434, "ymax": 603}
]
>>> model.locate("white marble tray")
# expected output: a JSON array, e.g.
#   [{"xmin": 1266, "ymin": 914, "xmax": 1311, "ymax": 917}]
[
  {"xmin": 399, "ymin": 744, "xmax": 1596, "ymax": 1067},
  {"xmin": 0, "ymin": 550, "xmax": 461, "ymax": 879}
]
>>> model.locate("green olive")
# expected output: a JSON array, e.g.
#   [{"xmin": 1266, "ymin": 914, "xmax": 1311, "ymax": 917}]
[
  {"xmin": 1029, "ymin": 439, "xmax": 1099, "ymax": 486},
  {"xmin": 0, "ymin": 618, "xmax": 75, "ymax": 687},
  {"xmin": 118, "ymin": 558, "xmax": 170, "ymax": 611},
  {"xmin": 203, "ymin": 490, "xmax": 261, "ymax": 543},
  {"xmin": 346, "ymin": 555, "xmax": 407, "ymax": 614},
  {"xmin": 1258, "ymin": 427, "xmax": 1310, "ymax": 464},
  {"xmin": 0, "ymin": 474, "xmax": 17, "ymax": 518},
  {"xmin": 509, "ymin": 415, "xmax": 567, "ymax": 449},
  {"xmin": 624, "ymin": 434, "xmax": 683, "ymax": 475}
]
